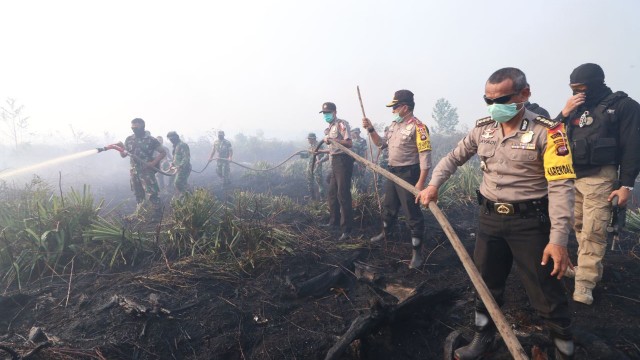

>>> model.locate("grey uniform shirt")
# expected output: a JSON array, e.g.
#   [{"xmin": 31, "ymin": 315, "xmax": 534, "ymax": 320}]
[
  {"xmin": 386, "ymin": 116, "xmax": 432, "ymax": 171},
  {"xmin": 325, "ymin": 118, "xmax": 352, "ymax": 155},
  {"xmin": 429, "ymin": 110, "xmax": 576, "ymax": 246}
]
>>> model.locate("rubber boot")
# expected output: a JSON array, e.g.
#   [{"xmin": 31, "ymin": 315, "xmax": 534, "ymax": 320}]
[
  {"xmin": 454, "ymin": 312, "xmax": 495, "ymax": 360},
  {"xmin": 409, "ymin": 237, "xmax": 424, "ymax": 269},
  {"xmin": 553, "ymin": 338, "xmax": 575, "ymax": 360},
  {"xmin": 370, "ymin": 222, "xmax": 388, "ymax": 244},
  {"xmin": 549, "ymin": 322, "xmax": 574, "ymax": 360}
]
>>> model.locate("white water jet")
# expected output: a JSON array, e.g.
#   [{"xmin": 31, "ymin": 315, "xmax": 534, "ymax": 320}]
[{"xmin": 0, "ymin": 149, "xmax": 99, "ymax": 180}]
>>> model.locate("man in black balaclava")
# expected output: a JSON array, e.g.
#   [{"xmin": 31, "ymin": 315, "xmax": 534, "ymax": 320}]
[{"xmin": 558, "ymin": 63, "xmax": 640, "ymax": 305}]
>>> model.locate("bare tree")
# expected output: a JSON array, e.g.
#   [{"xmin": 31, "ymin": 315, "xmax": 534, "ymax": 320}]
[{"xmin": 1, "ymin": 98, "xmax": 30, "ymax": 150}]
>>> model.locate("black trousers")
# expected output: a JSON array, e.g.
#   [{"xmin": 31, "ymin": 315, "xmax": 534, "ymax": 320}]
[
  {"xmin": 382, "ymin": 164, "xmax": 424, "ymax": 239},
  {"xmin": 328, "ymin": 154, "xmax": 354, "ymax": 233},
  {"xmin": 474, "ymin": 205, "xmax": 571, "ymax": 332}
]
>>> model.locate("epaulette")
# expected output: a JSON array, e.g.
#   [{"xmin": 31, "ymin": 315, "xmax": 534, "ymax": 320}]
[
  {"xmin": 533, "ymin": 116, "xmax": 560, "ymax": 129},
  {"xmin": 475, "ymin": 116, "xmax": 494, "ymax": 127}
]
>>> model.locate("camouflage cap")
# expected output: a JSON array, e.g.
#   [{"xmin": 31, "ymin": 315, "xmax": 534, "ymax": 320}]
[
  {"xmin": 351, "ymin": 128, "xmax": 361, "ymax": 134},
  {"xmin": 307, "ymin": 132, "xmax": 317, "ymax": 139},
  {"xmin": 218, "ymin": 130, "xmax": 225, "ymax": 136},
  {"xmin": 167, "ymin": 131, "xmax": 179, "ymax": 139}
]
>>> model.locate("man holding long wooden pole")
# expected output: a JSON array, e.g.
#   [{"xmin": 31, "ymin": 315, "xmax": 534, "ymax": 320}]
[
  {"xmin": 417, "ymin": 68, "xmax": 576, "ymax": 360},
  {"xmin": 362, "ymin": 90, "xmax": 432, "ymax": 269}
]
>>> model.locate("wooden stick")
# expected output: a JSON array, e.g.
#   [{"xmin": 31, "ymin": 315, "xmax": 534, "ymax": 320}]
[
  {"xmin": 329, "ymin": 141, "xmax": 529, "ymax": 360},
  {"xmin": 356, "ymin": 86, "xmax": 384, "ymax": 216}
]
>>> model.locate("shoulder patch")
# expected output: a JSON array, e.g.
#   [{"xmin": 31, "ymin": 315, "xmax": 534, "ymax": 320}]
[
  {"xmin": 476, "ymin": 116, "xmax": 494, "ymax": 127},
  {"xmin": 533, "ymin": 116, "xmax": 560, "ymax": 129}
]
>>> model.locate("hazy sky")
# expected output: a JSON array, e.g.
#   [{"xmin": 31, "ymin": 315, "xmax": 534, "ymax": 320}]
[{"xmin": 1, "ymin": 0, "xmax": 639, "ymax": 145}]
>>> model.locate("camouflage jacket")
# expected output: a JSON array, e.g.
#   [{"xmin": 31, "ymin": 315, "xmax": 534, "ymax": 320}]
[
  {"xmin": 124, "ymin": 134, "xmax": 161, "ymax": 170},
  {"xmin": 352, "ymin": 137, "xmax": 368, "ymax": 158},
  {"xmin": 213, "ymin": 139, "xmax": 232, "ymax": 158},
  {"xmin": 172, "ymin": 141, "xmax": 191, "ymax": 169}
]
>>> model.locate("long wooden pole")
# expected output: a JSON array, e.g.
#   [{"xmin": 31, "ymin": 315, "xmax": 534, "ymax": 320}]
[
  {"xmin": 330, "ymin": 140, "xmax": 529, "ymax": 360},
  {"xmin": 356, "ymin": 86, "xmax": 383, "ymax": 215}
]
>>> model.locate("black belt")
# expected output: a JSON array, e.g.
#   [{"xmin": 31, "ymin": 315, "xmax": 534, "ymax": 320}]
[
  {"xmin": 388, "ymin": 164, "xmax": 419, "ymax": 173},
  {"xmin": 476, "ymin": 191, "xmax": 548, "ymax": 216}
]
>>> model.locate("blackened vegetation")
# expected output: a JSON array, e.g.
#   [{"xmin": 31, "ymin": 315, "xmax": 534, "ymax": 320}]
[{"xmin": 0, "ymin": 167, "xmax": 639, "ymax": 360}]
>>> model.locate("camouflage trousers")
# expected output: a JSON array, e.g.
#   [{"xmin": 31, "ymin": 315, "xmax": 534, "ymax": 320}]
[
  {"xmin": 130, "ymin": 167, "xmax": 160, "ymax": 204},
  {"xmin": 573, "ymin": 165, "xmax": 616, "ymax": 290},
  {"xmin": 173, "ymin": 165, "xmax": 191, "ymax": 194},
  {"xmin": 216, "ymin": 160, "xmax": 230, "ymax": 184},
  {"xmin": 307, "ymin": 166, "xmax": 325, "ymax": 200}
]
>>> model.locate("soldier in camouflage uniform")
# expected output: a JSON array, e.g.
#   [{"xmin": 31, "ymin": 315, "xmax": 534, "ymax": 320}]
[
  {"xmin": 167, "ymin": 131, "xmax": 191, "ymax": 196},
  {"xmin": 350, "ymin": 128, "xmax": 368, "ymax": 191},
  {"xmin": 302, "ymin": 132, "xmax": 327, "ymax": 200},
  {"xmin": 208, "ymin": 130, "xmax": 233, "ymax": 185},
  {"xmin": 122, "ymin": 118, "xmax": 166, "ymax": 220}
]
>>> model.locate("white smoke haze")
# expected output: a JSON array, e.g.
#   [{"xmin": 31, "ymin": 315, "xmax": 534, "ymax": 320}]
[{"xmin": 0, "ymin": 0, "xmax": 638, "ymax": 187}]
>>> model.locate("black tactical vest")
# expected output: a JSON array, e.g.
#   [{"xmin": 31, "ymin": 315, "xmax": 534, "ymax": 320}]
[{"xmin": 568, "ymin": 91, "xmax": 628, "ymax": 166}]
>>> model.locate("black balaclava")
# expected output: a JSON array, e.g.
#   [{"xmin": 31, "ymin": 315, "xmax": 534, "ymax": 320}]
[
  {"xmin": 132, "ymin": 126, "xmax": 145, "ymax": 137},
  {"xmin": 570, "ymin": 63, "xmax": 612, "ymax": 107}
]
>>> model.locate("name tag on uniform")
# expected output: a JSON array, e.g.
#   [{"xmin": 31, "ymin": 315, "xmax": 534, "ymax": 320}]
[{"xmin": 511, "ymin": 143, "xmax": 536, "ymax": 150}]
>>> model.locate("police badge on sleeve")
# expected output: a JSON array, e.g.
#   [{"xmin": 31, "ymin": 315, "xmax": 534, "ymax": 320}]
[{"xmin": 415, "ymin": 123, "xmax": 431, "ymax": 152}]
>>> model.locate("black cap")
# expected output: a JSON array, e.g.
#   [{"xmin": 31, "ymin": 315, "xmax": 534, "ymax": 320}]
[
  {"xmin": 570, "ymin": 63, "xmax": 605, "ymax": 85},
  {"xmin": 167, "ymin": 131, "xmax": 179, "ymax": 139},
  {"xmin": 307, "ymin": 132, "xmax": 317, "ymax": 139},
  {"xmin": 319, "ymin": 102, "xmax": 337, "ymax": 113},
  {"xmin": 386, "ymin": 90, "xmax": 415, "ymax": 107}
]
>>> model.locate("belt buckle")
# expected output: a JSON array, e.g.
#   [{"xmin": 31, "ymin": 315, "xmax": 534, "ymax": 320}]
[{"xmin": 494, "ymin": 202, "xmax": 515, "ymax": 215}]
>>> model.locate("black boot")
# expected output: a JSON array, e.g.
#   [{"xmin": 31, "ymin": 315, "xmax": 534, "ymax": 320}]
[
  {"xmin": 548, "ymin": 322, "xmax": 574, "ymax": 360},
  {"xmin": 370, "ymin": 222, "xmax": 390, "ymax": 243},
  {"xmin": 454, "ymin": 312, "xmax": 495, "ymax": 360}
]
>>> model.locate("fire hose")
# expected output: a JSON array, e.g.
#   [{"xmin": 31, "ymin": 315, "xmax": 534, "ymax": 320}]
[
  {"xmin": 99, "ymin": 144, "xmax": 307, "ymax": 175},
  {"xmin": 97, "ymin": 144, "xmax": 177, "ymax": 176},
  {"xmin": 196, "ymin": 151, "xmax": 307, "ymax": 173},
  {"xmin": 328, "ymin": 140, "xmax": 529, "ymax": 360}
]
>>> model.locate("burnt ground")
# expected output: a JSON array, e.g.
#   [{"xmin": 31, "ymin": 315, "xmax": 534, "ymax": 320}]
[{"xmin": 1, "ymin": 171, "xmax": 639, "ymax": 360}]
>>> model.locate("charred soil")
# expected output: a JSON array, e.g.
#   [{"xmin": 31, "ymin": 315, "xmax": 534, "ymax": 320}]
[{"xmin": 1, "ymin": 174, "xmax": 639, "ymax": 360}]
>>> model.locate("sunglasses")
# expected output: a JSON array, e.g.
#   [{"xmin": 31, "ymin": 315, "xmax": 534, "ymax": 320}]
[
  {"xmin": 483, "ymin": 92, "xmax": 518, "ymax": 105},
  {"xmin": 392, "ymin": 103, "xmax": 405, "ymax": 110}
]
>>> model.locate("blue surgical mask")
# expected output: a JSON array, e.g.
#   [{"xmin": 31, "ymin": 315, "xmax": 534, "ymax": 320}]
[
  {"xmin": 487, "ymin": 103, "xmax": 522, "ymax": 123},
  {"xmin": 323, "ymin": 113, "xmax": 334, "ymax": 123}
]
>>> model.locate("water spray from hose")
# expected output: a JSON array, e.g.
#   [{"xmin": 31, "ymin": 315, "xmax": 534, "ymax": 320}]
[{"xmin": 0, "ymin": 149, "xmax": 100, "ymax": 180}]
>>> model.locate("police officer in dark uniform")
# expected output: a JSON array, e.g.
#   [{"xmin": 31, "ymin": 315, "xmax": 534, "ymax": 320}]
[
  {"xmin": 418, "ymin": 68, "xmax": 576, "ymax": 359},
  {"xmin": 557, "ymin": 63, "xmax": 640, "ymax": 305}
]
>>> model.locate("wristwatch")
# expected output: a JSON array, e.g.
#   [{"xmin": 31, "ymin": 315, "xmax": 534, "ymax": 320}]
[{"xmin": 622, "ymin": 186, "xmax": 634, "ymax": 191}]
